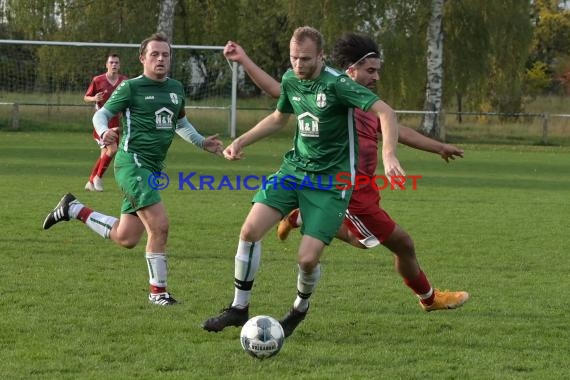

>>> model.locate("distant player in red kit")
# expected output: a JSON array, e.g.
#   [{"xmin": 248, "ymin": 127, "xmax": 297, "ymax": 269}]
[{"xmin": 84, "ymin": 54, "xmax": 128, "ymax": 191}]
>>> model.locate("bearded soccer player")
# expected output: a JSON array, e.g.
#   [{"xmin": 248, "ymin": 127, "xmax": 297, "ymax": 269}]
[
  {"xmin": 84, "ymin": 54, "xmax": 128, "ymax": 191},
  {"xmin": 43, "ymin": 33, "xmax": 223, "ymax": 306},
  {"xmin": 220, "ymin": 34, "xmax": 469, "ymax": 313}
]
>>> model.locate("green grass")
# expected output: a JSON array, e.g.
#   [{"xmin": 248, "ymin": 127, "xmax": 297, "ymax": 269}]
[{"xmin": 1, "ymin": 131, "xmax": 569, "ymax": 379}]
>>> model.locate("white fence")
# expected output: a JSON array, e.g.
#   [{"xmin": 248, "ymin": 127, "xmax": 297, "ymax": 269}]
[
  {"xmin": 0, "ymin": 39, "xmax": 239, "ymax": 136},
  {"xmin": 395, "ymin": 110, "xmax": 570, "ymax": 145}
]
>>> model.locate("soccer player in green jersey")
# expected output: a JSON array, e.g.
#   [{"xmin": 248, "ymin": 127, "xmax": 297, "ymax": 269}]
[
  {"xmin": 221, "ymin": 36, "xmax": 469, "ymax": 314},
  {"xmin": 42, "ymin": 33, "xmax": 223, "ymax": 306},
  {"xmin": 203, "ymin": 26, "xmax": 405, "ymax": 337}
]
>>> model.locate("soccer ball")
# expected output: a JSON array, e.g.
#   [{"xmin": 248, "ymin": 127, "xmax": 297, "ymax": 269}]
[{"xmin": 240, "ymin": 315, "xmax": 285, "ymax": 359}]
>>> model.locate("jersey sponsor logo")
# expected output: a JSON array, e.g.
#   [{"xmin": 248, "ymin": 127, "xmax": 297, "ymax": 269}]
[
  {"xmin": 170, "ymin": 93, "xmax": 179, "ymax": 105},
  {"xmin": 292, "ymin": 96, "xmax": 301, "ymax": 101},
  {"xmin": 297, "ymin": 111, "xmax": 319, "ymax": 137},
  {"xmin": 145, "ymin": 96, "xmax": 155, "ymax": 100},
  {"xmin": 316, "ymin": 92, "xmax": 326, "ymax": 108},
  {"xmin": 155, "ymin": 107, "xmax": 174, "ymax": 129}
]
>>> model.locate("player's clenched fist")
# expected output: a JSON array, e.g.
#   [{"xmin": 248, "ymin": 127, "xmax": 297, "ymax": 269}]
[
  {"xmin": 223, "ymin": 140, "xmax": 244, "ymax": 160},
  {"xmin": 102, "ymin": 129, "xmax": 118, "ymax": 146}
]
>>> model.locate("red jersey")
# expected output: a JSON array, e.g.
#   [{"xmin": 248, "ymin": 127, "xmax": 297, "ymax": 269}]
[
  {"xmin": 349, "ymin": 108, "xmax": 382, "ymax": 212},
  {"xmin": 85, "ymin": 73, "xmax": 128, "ymax": 129},
  {"xmin": 354, "ymin": 108, "xmax": 380, "ymax": 177}
]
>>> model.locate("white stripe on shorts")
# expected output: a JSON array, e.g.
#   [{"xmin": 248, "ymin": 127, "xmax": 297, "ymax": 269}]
[{"xmin": 345, "ymin": 210, "xmax": 381, "ymax": 248}]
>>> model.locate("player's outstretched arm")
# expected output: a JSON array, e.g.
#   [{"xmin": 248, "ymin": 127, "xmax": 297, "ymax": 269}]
[
  {"xmin": 223, "ymin": 110, "xmax": 289, "ymax": 160},
  {"xmin": 224, "ymin": 41, "xmax": 280, "ymax": 98},
  {"xmin": 202, "ymin": 134, "xmax": 224, "ymax": 157},
  {"xmin": 398, "ymin": 126, "xmax": 464, "ymax": 162},
  {"xmin": 175, "ymin": 118, "xmax": 222, "ymax": 156},
  {"xmin": 370, "ymin": 100, "xmax": 405, "ymax": 177}
]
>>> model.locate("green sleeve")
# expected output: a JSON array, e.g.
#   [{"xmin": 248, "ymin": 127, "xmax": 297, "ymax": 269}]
[
  {"xmin": 103, "ymin": 80, "xmax": 131, "ymax": 114},
  {"xmin": 334, "ymin": 75, "xmax": 380, "ymax": 111}
]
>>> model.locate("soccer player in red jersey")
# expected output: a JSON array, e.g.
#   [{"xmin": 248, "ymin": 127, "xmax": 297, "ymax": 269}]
[
  {"xmin": 83, "ymin": 54, "xmax": 128, "ymax": 191},
  {"xmin": 222, "ymin": 34, "xmax": 469, "ymax": 314}
]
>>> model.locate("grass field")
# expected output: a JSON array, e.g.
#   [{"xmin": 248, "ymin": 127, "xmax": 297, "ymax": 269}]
[{"xmin": 1, "ymin": 131, "xmax": 569, "ymax": 379}]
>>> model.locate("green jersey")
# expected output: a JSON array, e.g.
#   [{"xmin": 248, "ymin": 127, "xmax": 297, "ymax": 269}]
[
  {"xmin": 104, "ymin": 75, "xmax": 186, "ymax": 168},
  {"xmin": 276, "ymin": 66, "xmax": 380, "ymax": 183}
]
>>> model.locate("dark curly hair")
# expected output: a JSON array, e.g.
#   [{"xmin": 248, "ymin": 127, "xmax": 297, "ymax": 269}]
[{"xmin": 331, "ymin": 33, "xmax": 381, "ymax": 70}]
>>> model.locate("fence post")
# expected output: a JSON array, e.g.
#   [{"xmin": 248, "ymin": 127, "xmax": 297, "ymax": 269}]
[
  {"xmin": 11, "ymin": 103, "xmax": 20, "ymax": 130},
  {"xmin": 230, "ymin": 61, "xmax": 237, "ymax": 138},
  {"xmin": 541, "ymin": 113, "xmax": 549, "ymax": 145},
  {"xmin": 438, "ymin": 109, "xmax": 446, "ymax": 142}
]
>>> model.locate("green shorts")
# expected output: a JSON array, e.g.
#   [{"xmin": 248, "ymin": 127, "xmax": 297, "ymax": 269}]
[
  {"xmin": 114, "ymin": 150, "xmax": 162, "ymax": 214},
  {"xmin": 252, "ymin": 172, "xmax": 352, "ymax": 245}
]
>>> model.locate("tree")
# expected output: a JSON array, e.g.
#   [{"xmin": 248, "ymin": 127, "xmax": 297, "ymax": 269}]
[
  {"xmin": 530, "ymin": 0, "xmax": 570, "ymax": 94},
  {"xmin": 444, "ymin": 0, "xmax": 491, "ymax": 121},
  {"xmin": 3, "ymin": 0, "xmax": 160, "ymax": 86},
  {"xmin": 421, "ymin": 0, "xmax": 444, "ymax": 137},
  {"xmin": 374, "ymin": 1, "xmax": 430, "ymax": 110},
  {"xmin": 0, "ymin": 0, "xmax": 551, "ymax": 113},
  {"xmin": 157, "ymin": 0, "xmax": 178, "ymax": 41},
  {"xmin": 485, "ymin": 1, "xmax": 533, "ymax": 114},
  {"xmin": 4, "ymin": 0, "xmax": 63, "ymax": 39}
]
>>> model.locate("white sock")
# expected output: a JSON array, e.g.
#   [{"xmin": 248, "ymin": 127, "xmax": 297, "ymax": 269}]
[
  {"xmin": 232, "ymin": 239, "xmax": 261, "ymax": 308},
  {"xmin": 69, "ymin": 202, "xmax": 83, "ymax": 219},
  {"xmin": 293, "ymin": 264, "xmax": 321, "ymax": 312},
  {"xmin": 146, "ymin": 253, "xmax": 168, "ymax": 288},
  {"xmin": 85, "ymin": 212, "xmax": 118, "ymax": 239}
]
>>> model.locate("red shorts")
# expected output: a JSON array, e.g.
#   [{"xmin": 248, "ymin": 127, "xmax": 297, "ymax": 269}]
[{"xmin": 343, "ymin": 185, "xmax": 396, "ymax": 248}]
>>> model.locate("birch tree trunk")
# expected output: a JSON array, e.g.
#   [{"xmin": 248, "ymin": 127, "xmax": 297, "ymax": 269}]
[
  {"xmin": 421, "ymin": 0, "xmax": 445, "ymax": 138},
  {"xmin": 157, "ymin": 0, "xmax": 177, "ymax": 41}
]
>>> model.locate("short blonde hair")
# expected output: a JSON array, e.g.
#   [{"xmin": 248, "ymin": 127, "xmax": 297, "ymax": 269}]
[{"xmin": 292, "ymin": 26, "xmax": 324, "ymax": 53}]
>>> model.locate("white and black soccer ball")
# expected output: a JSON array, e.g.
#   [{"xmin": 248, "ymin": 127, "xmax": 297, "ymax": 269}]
[{"xmin": 240, "ymin": 315, "xmax": 285, "ymax": 359}]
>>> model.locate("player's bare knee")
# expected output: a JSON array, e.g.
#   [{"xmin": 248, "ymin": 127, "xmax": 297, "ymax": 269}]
[
  {"xmin": 147, "ymin": 225, "xmax": 169, "ymax": 246},
  {"xmin": 121, "ymin": 240, "xmax": 138, "ymax": 249},
  {"xmin": 110, "ymin": 228, "xmax": 140, "ymax": 249},
  {"xmin": 115, "ymin": 236, "xmax": 140, "ymax": 249},
  {"xmin": 401, "ymin": 235, "xmax": 415, "ymax": 255},
  {"xmin": 240, "ymin": 223, "xmax": 262, "ymax": 242},
  {"xmin": 394, "ymin": 235, "xmax": 415, "ymax": 258},
  {"xmin": 297, "ymin": 257, "xmax": 319, "ymax": 272}
]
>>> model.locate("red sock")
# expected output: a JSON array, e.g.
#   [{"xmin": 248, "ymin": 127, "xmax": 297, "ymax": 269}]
[
  {"xmin": 77, "ymin": 207, "xmax": 93, "ymax": 223},
  {"xmin": 89, "ymin": 158, "xmax": 101, "ymax": 182},
  {"xmin": 150, "ymin": 285, "xmax": 166, "ymax": 294},
  {"xmin": 403, "ymin": 270, "xmax": 435, "ymax": 305},
  {"xmin": 96, "ymin": 154, "xmax": 113, "ymax": 177}
]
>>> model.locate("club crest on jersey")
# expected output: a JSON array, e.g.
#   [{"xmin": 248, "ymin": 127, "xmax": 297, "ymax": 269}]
[
  {"xmin": 316, "ymin": 92, "xmax": 327, "ymax": 108},
  {"xmin": 155, "ymin": 107, "xmax": 174, "ymax": 129},
  {"xmin": 297, "ymin": 111, "xmax": 319, "ymax": 137},
  {"xmin": 170, "ymin": 93, "xmax": 179, "ymax": 105}
]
